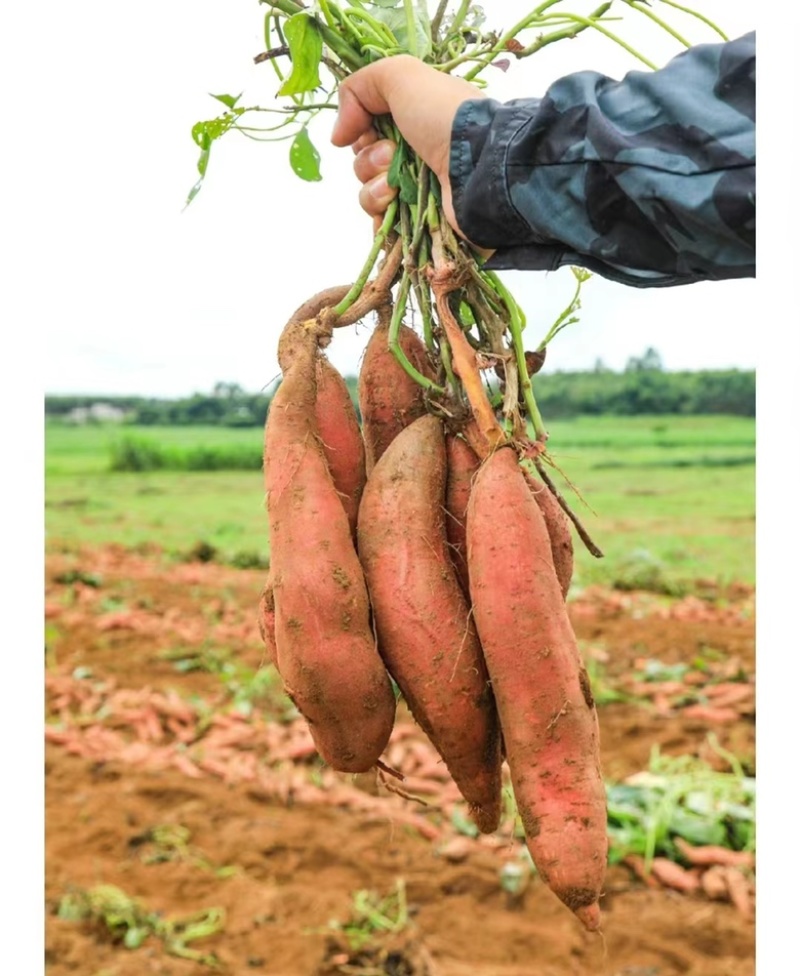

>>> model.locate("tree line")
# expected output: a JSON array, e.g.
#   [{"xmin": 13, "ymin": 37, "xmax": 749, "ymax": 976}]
[{"xmin": 45, "ymin": 351, "xmax": 755, "ymax": 425}]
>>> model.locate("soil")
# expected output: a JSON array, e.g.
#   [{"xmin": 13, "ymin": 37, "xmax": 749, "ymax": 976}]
[{"xmin": 44, "ymin": 546, "xmax": 755, "ymax": 976}]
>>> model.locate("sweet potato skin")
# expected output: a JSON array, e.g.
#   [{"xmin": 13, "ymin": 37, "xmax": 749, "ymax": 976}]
[
  {"xmin": 444, "ymin": 434, "xmax": 480, "ymax": 599},
  {"xmin": 358, "ymin": 323, "xmax": 435, "ymax": 474},
  {"xmin": 315, "ymin": 355, "xmax": 366, "ymax": 540},
  {"xmin": 357, "ymin": 415, "xmax": 502, "ymax": 833},
  {"xmin": 523, "ymin": 471, "xmax": 574, "ymax": 599},
  {"xmin": 264, "ymin": 316, "xmax": 395, "ymax": 772},
  {"xmin": 467, "ymin": 447, "xmax": 607, "ymax": 929},
  {"xmin": 257, "ymin": 576, "xmax": 277, "ymax": 668}
]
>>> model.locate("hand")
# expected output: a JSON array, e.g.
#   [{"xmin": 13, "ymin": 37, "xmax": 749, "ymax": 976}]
[{"xmin": 331, "ymin": 55, "xmax": 486, "ymax": 244}]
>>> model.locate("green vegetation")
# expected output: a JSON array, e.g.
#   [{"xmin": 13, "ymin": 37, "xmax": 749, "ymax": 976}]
[
  {"xmin": 45, "ymin": 414, "xmax": 754, "ymax": 588},
  {"xmin": 323, "ymin": 880, "xmax": 409, "ymax": 953},
  {"xmin": 45, "ymin": 361, "xmax": 754, "ymax": 428},
  {"xmin": 56, "ymin": 884, "xmax": 224, "ymax": 966},
  {"xmin": 606, "ymin": 746, "xmax": 755, "ymax": 866}
]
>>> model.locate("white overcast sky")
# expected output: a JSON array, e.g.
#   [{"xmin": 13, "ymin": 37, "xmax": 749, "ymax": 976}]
[{"xmin": 9, "ymin": 0, "xmax": 765, "ymax": 397}]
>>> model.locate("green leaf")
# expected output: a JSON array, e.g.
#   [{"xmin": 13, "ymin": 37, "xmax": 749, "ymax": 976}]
[
  {"xmin": 289, "ymin": 128, "xmax": 322, "ymax": 182},
  {"xmin": 669, "ymin": 810, "xmax": 727, "ymax": 847},
  {"xmin": 191, "ymin": 122, "xmax": 211, "ymax": 151},
  {"xmin": 372, "ymin": 3, "xmax": 432, "ymax": 58},
  {"xmin": 278, "ymin": 13, "xmax": 323, "ymax": 97},
  {"xmin": 368, "ymin": 1, "xmax": 404, "ymax": 7},
  {"xmin": 123, "ymin": 926, "xmax": 149, "ymax": 950},
  {"xmin": 398, "ymin": 168, "xmax": 418, "ymax": 205},
  {"xmin": 210, "ymin": 92, "xmax": 242, "ymax": 110},
  {"xmin": 386, "ymin": 140, "xmax": 405, "ymax": 189}
]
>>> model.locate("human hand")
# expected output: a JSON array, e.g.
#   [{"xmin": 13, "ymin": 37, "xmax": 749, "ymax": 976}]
[{"xmin": 331, "ymin": 55, "xmax": 486, "ymax": 243}]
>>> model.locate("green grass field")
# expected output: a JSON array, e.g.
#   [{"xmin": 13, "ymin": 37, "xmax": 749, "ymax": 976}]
[{"xmin": 44, "ymin": 416, "xmax": 755, "ymax": 591}]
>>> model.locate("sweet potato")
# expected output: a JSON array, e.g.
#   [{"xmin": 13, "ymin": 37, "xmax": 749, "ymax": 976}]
[
  {"xmin": 358, "ymin": 322, "xmax": 436, "ymax": 474},
  {"xmin": 522, "ymin": 471, "xmax": 574, "ymax": 599},
  {"xmin": 650, "ymin": 858, "xmax": 701, "ymax": 893},
  {"xmin": 257, "ymin": 577, "xmax": 277, "ymax": 668},
  {"xmin": 357, "ymin": 415, "xmax": 502, "ymax": 833},
  {"xmin": 264, "ymin": 311, "xmax": 396, "ymax": 773},
  {"xmin": 444, "ymin": 434, "xmax": 480, "ymax": 598},
  {"xmin": 315, "ymin": 355, "xmax": 366, "ymax": 539},
  {"xmin": 467, "ymin": 447, "xmax": 607, "ymax": 930}
]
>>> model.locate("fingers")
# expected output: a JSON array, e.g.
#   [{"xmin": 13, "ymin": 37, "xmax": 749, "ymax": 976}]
[
  {"xmin": 351, "ymin": 138, "xmax": 398, "ymax": 220},
  {"xmin": 331, "ymin": 61, "xmax": 397, "ymax": 148},
  {"xmin": 359, "ymin": 174, "xmax": 396, "ymax": 219},
  {"xmin": 353, "ymin": 139, "xmax": 395, "ymax": 184},
  {"xmin": 352, "ymin": 130, "xmax": 379, "ymax": 155}
]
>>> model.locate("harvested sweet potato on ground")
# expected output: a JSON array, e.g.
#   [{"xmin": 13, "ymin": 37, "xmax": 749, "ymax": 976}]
[
  {"xmin": 650, "ymin": 858, "xmax": 701, "ymax": 893},
  {"xmin": 357, "ymin": 415, "xmax": 502, "ymax": 833},
  {"xmin": 358, "ymin": 322, "xmax": 435, "ymax": 474},
  {"xmin": 315, "ymin": 355, "xmax": 366, "ymax": 540},
  {"xmin": 467, "ymin": 447, "xmax": 606, "ymax": 930},
  {"xmin": 264, "ymin": 309, "xmax": 395, "ymax": 773}
]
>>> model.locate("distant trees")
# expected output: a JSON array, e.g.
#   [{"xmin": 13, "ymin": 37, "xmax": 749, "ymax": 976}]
[{"xmin": 45, "ymin": 353, "xmax": 755, "ymax": 425}]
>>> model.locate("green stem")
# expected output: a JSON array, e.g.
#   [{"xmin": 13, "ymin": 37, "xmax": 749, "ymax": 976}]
[
  {"xmin": 484, "ymin": 271, "xmax": 545, "ymax": 441},
  {"xmin": 262, "ymin": 0, "xmax": 366, "ymax": 70},
  {"xmin": 518, "ymin": 3, "xmax": 614, "ymax": 56},
  {"xmin": 430, "ymin": 0, "xmax": 450, "ymax": 42},
  {"xmin": 346, "ymin": 9, "xmax": 399, "ymax": 47},
  {"xmin": 464, "ymin": 2, "xmax": 660, "ymax": 81},
  {"xmin": 448, "ymin": 0, "xmax": 473, "ymax": 37},
  {"xmin": 316, "ymin": 0, "xmax": 338, "ymax": 28},
  {"xmin": 403, "ymin": 0, "xmax": 418, "ymax": 57},
  {"xmin": 434, "ymin": 44, "xmax": 495, "ymax": 73},
  {"xmin": 332, "ymin": 200, "xmax": 398, "ymax": 318},
  {"xmin": 483, "ymin": 270, "xmax": 526, "ymax": 331},
  {"xmin": 389, "ymin": 272, "xmax": 445, "ymax": 393},
  {"xmin": 407, "ymin": 164, "xmax": 431, "ymax": 266},
  {"xmin": 623, "ymin": 0, "xmax": 691, "ymax": 48},
  {"xmin": 657, "ymin": 0, "xmax": 729, "ymax": 40},
  {"xmin": 558, "ymin": 14, "xmax": 659, "ymax": 69},
  {"xmin": 538, "ymin": 268, "xmax": 590, "ymax": 347},
  {"xmin": 416, "ymin": 237, "xmax": 435, "ymax": 352}
]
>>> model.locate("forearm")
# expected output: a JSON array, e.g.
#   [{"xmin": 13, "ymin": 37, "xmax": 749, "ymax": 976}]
[{"xmin": 449, "ymin": 32, "xmax": 755, "ymax": 287}]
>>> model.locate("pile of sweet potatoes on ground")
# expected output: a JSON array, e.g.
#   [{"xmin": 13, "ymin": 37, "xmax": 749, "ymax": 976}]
[{"xmin": 258, "ymin": 290, "xmax": 606, "ymax": 932}]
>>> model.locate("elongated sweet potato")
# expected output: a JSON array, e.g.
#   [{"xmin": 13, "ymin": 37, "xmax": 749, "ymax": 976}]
[
  {"xmin": 315, "ymin": 355, "xmax": 366, "ymax": 540},
  {"xmin": 358, "ymin": 322, "xmax": 435, "ymax": 474},
  {"xmin": 264, "ymin": 311, "xmax": 395, "ymax": 773},
  {"xmin": 357, "ymin": 415, "xmax": 502, "ymax": 833},
  {"xmin": 444, "ymin": 434, "xmax": 480, "ymax": 599},
  {"xmin": 467, "ymin": 447, "xmax": 607, "ymax": 930},
  {"xmin": 257, "ymin": 576, "xmax": 277, "ymax": 668},
  {"xmin": 523, "ymin": 471, "xmax": 574, "ymax": 599}
]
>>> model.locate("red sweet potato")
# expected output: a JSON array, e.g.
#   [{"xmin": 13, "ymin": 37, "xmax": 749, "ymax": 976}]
[
  {"xmin": 264, "ymin": 312, "xmax": 396, "ymax": 772},
  {"xmin": 522, "ymin": 471, "xmax": 574, "ymax": 599},
  {"xmin": 467, "ymin": 447, "xmax": 607, "ymax": 930},
  {"xmin": 315, "ymin": 355, "xmax": 366, "ymax": 540},
  {"xmin": 358, "ymin": 322, "xmax": 436, "ymax": 474},
  {"xmin": 444, "ymin": 434, "xmax": 481, "ymax": 598},
  {"xmin": 257, "ymin": 577, "xmax": 277, "ymax": 668},
  {"xmin": 357, "ymin": 415, "xmax": 502, "ymax": 833}
]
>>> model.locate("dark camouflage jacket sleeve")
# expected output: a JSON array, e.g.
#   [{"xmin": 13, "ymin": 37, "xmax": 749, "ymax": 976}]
[{"xmin": 449, "ymin": 31, "xmax": 755, "ymax": 287}]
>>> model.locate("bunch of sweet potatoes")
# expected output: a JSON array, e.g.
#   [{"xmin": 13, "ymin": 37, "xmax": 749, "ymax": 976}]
[{"xmin": 260, "ymin": 300, "xmax": 606, "ymax": 931}]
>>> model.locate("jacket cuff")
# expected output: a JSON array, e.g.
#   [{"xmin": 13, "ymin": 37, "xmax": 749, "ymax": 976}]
[{"xmin": 449, "ymin": 98, "xmax": 540, "ymax": 249}]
